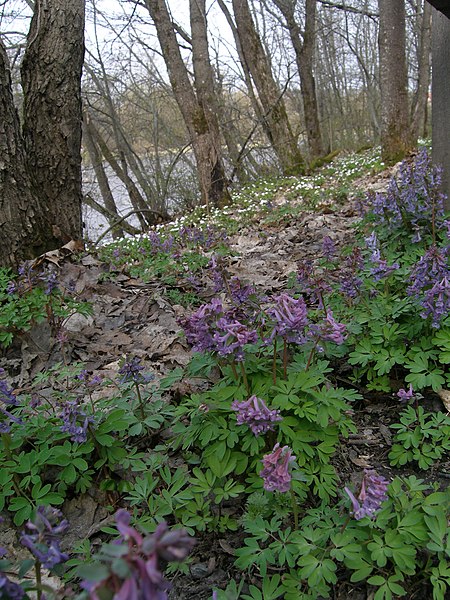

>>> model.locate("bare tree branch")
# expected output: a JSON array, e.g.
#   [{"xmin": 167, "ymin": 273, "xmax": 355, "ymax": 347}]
[{"xmin": 318, "ymin": 0, "xmax": 378, "ymax": 18}]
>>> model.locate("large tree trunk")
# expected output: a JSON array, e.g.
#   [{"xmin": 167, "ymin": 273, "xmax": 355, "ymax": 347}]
[
  {"xmin": 378, "ymin": 0, "xmax": 413, "ymax": 163},
  {"xmin": 432, "ymin": 7, "xmax": 450, "ymax": 212},
  {"xmin": 411, "ymin": 1, "xmax": 432, "ymax": 141},
  {"xmin": 272, "ymin": 0, "xmax": 323, "ymax": 160},
  {"xmin": 0, "ymin": 40, "xmax": 42, "ymax": 268},
  {"xmin": 231, "ymin": 0, "xmax": 305, "ymax": 174},
  {"xmin": 189, "ymin": 0, "xmax": 231, "ymax": 207},
  {"xmin": 145, "ymin": 0, "xmax": 230, "ymax": 208},
  {"xmin": 21, "ymin": 0, "xmax": 85, "ymax": 246}
]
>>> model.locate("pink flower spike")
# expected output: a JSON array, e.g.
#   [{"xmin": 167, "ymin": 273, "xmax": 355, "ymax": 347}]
[
  {"xmin": 115, "ymin": 509, "xmax": 143, "ymax": 546},
  {"xmin": 260, "ymin": 443, "xmax": 296, "ymax": 493}
]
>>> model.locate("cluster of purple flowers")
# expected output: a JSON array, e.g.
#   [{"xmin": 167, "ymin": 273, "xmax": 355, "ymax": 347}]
[
  {"xmin": 208, "ymin": 255, "xmax": 227, "ymax": 293},
  {"xmin": 344, "ymin": 469, "xmax": 390, "ymax": 520},
  {"xmin": 364, "ymin": 233, "xmax": 399, "ymax": 282},
  {"xmin": 310, "ymin": 309, "xmax": 347, "ymax": 345},
  {"xmin": 0, "ymin": 528, "xmax": 24, "ymax": 599},
  {"xmin": 260, "ymin": 443, "xmax": 296, "ymax": 493},
  {"xmin": 42, "ymin": 271, "xmax": 59, "ymax": 295},
  {"xmin": 180, "ymin": 289, "xmax": 348, "ymax": 364},
  {"xmin": 397, "ymin": 384, "xmax": 414, "ymax": 403},
  {"xmin": 268, "ymin": 293, "xmax": 309, "ymax": 343},
  {"xmin": 296, "ymin": 261, "xmax": 332, "ymax": 306},
  {"xmin": 0, "ymin": 573, "xmax": 24, "ymax": 600},
  {"xmin": 179, "ymin": 298, "xmax": 223, "ymax": 353},
  {"xmin": 77, "ymin": 369, "xmax": 103, "ymax": 388},
  {"xmin": 368, "ymin": 148, "xmax": 445, "ymax": 235},
  {"xmin": 146, "ymin": 231, "xmax": 176, "ymax": 255},
  {"xmin": 0, "ymin": 370, "xmax": 22, "ymax": 434},
  {"xmin": 213, "ymin": 318, "xmax": 258, "ymax": 361},
  {"xmin": 59, "ymin": 399, "xmax": 92, "ymax": 443},
  {"xmin": 407, "ymin": 245, "xmax": 450, "ymax": 327},
  {"xmin": 4, "ymin": 265, "xmax": 61, "ymax": 299},
  {"xmin": 228, "ymin": 278, "xmax": 257, "ymax": 305},
  {"xmin": 118, "ymin": 357, "xmax": 154, "ymax": 384},
  {"xmin": 178, "ymin": 225, "xmax": 228, "ymax": 250},
  {"xmin": 369, "ymin": 251, "xmax": 399, "ymax": 282},
  {"xmin": 322, "ymin": 236, "xmax": 336, "ymax": 261},
  {"xmin": 5, "ymin": 281, "xmax": 16, "ymax": 295},
  {"xmin": 338, "ymin": 248, "xmax": 364, "ymax": 300},
  {"xmin": 82, "ymin": 510, "xmax": 194, "ymax": 600},
  {"xmin": 20, "ymin": 506, "xmax": 69, "ymax": 569},
  {"xmin": 179, "ymin": 299, "xmax": 258, "ymax": 361},
  {"xmin": 232, "ymin": 395, "xmax": 282, "ymax": 435}
]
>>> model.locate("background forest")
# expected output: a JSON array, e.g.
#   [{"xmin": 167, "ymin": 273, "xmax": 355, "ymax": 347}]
[
  {"xmin": 1, "ymin": 0, "xmax": 434, "ymax": 244},
  {"xmin": 1, "ymin": 2, "xmax": 450, "ymax": 600}
]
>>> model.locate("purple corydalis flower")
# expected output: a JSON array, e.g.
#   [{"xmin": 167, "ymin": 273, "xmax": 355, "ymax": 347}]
[
  {"xmin": 296, "ymin": 262, "xmax": 331, "ymax": 306},
  {"xmin": 368, "ymin": 148, "xmax": 445, "ymax": 235},
  {"xmin": 20, "ymin": 506, "xmax": 69, "ymax": 569},
  {"xmin": 232, "ymin": 395, "xmax": 282, "ymax": 435},
  {"xmin": 179, "ymin": 298, "xmax": 223, "ymax": 353},
  {"xmin": 0, "ymin": 370, "xmax": 22, "ymax": 433},
  {"xmin": 83, "ymin": 511, "xmax": 194, "ymax": 600},
  {"xmin": 0, "ymin": 574, "xmax": 25, "ymax": 599},
  {"xmin": 322, "ymin": 236, "xmax": 336, "ymax": 260},
  {"xmin": 42, "ymin": 271, "xmax": 59, "ymax": 295},
  {"xmin": 338, "ymin": 247, "xmax": 364, "ymax": 299},
  {"xmin": 213, "ymin": 318, "xmax": 258, "ymax": 361},
  {"xmin": 369, "ymin": 251, "xmax": 399, "ymax": 281},
  {"xmin": 344, "ymin": 469, "xmax": 389, "ymax": 520},
  {"xmin": 229, "ymin": 277, "xmax": 256, "ymax": 305},
  {"xmin": 420, "ymin": 276, "xmax": 450, "ymax": 328},
  {"xmin": 59, "ymin": 399, "xmax": 92, "ymax": 443},
  {"xmin": 408, "ymin": 245, "xmax": 449, "ymax": 297},
  {"xmin": 6, "ymin": 281, "xmax": 16, "ymax": 295},
  {"xmin": 311, "ymin": 309, "xmax": 347, "ymax": 345},
  {"xmin": 340, "ymin": 273, "xmax": 363, "ymax": 299},
  {"xmin": 118, "ymin": 357, "xmax": 153, "ymax": 384},
  {"xmin": 78, "ymin": 370, "xmax": 103, "ymax": 387},
  {"xmin": 268, "ymin": 293, "xmax": 308, "ymax": 343},
  {"xmin": 0, "ymin": 370, "xmax": 17, "ymax": 406},
  {"xmin": 364, "ymin": 232, "xmax": 399, "ymax": 281},
  {"xmin": 407, "ymin": 245, "xmax": 450, "ymax": 327},
  {"xmin": 260, "ymin": 443, "xmax": 296, "ymax": 493},
  {"xmin": 397, "ymin": 384, "xmax": 414, "ymax": 403}
]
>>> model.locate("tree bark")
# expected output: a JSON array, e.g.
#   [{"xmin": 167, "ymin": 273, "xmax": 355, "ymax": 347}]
[
  {"xmin": 411, "ymin": 1, "xmax": 432, "ymax": 141},
  {"xmin": 431, "ymin": 7, "xmax": 450, "ymax": 211},
  {"xmin": 145, "ymin": 0, "xmax": 230, "ymax": 208},
  {"xmin": 0, "ymin": 39, "xmax": 42, "ymax": 268},
  {"xmin": 272, "ymin": 0, "xmax": 324, "ymax": 159},
  {"xmin": 189, "ymin": 0, "xmax": 231, "ymax": 207},
  {"xmin": 21, "ymin": 0, "xmax": 85, "ymax": 246},
  {"xmin": 231, "ymin": 0, "xmax": 305, "ymax": 174},
  {"xmin": 378, "ymin": 0, "xmax": 413, "ymax": 163}
]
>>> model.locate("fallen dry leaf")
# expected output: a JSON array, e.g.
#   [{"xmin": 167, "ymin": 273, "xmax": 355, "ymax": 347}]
[{"xmin": 437, "ymin": 389, "xmax": 450, "ymax": 412}]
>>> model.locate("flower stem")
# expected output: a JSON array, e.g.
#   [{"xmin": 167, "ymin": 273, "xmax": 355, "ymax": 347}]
[
  {"xmin": 272, "ymin": 339, "xmax": 277, "ymax": 385},
  {"xmin": 305, "ymin": 340, "xmax": 318, "ymax": 371},
  {"xmin": 283, "ymin": 339, "xmax": 288, "ymax": 379},
  {"xmin": 239, "ymin": 362, "xmax": 249, "ymax": 394},
  {"xmin": 134, "ymin": 382, "xmax": 145, "ymax": 420},
  {"xmin": 290, "ymin": 489, "xmax": 299, "ymax": 529},
  {"xmin": 35, "ymin": 561, "xmax": 42, "ymax": 600},
  {"xmin": 230, "ymin": 360, "xmax": 239, "ymax": 383}
]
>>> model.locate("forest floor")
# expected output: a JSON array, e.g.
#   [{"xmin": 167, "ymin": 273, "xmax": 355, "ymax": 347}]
[{"xmin": 1, "ymin": 148, "xmax": 449, "ymax": 600}]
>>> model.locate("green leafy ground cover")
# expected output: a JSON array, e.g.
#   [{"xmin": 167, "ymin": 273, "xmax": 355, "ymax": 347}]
[{"xmin": 0, "ymin": 145, "xmax": 449, "ymax": 600}]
